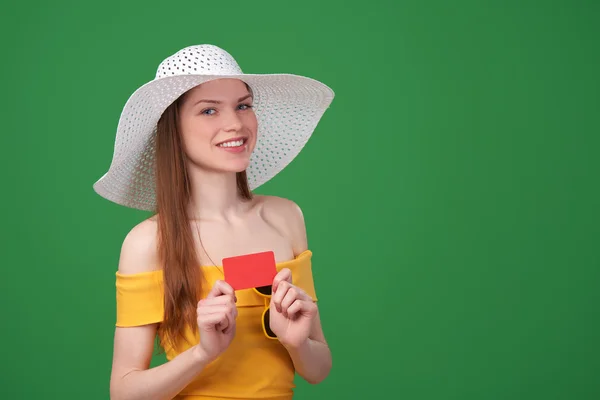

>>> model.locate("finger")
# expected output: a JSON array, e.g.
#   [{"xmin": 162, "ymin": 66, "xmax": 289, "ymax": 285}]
[
  {"xmin": 197, "ymin": 302, "xmax": 236, "ymax": 331},
  {"xmin": 198, "ymin": 294, "xmax": 236, "ymax": 307},
  {"xmin": 206, "ymin": 280, "xmax": 236, "ymax": 299},
  {"xmin": 197, "ymin": 308, "xmax": 230, "ymax": 330},
  {"xmin": 287, "ymin": 299, "xmax": 317, "ymax": 320},
  {"xmin": 223, "ymin": 307, "xmax": 238, "ymax": 334},
  {"xmin": 222, "ymin": 321, "xmax": 236, "ymax": 335},
  {"xmin": 231, "ymin": 302, "xmax": 239, "ymax": 320},
  {"xmin": 215, "ymin": 319, "xmax": 229, "ymax": 333},
  {"xmin": 196, "ymin": 304, "xmax": 230, "ymax": 316},
  {"xmin": 286, "ymin": 285, "xmax": 311, "ymax": 302},
  {"xmin": 280, "ymin": 286, "xmax": 299, "ymax": 317},
  {"xmin": 271, "ymin": 280, "xmax": 291, "ymax": 313},
  {"xmin": 197, "ymin": 313, "xmax": 228, "ymax": 332},
  {"xmin": 286, "ymin": 300, "xmax": 303, "ymax": 319},
  {"xmin": 216, "ymin": 313, "xmax": 230, "ymax": 332},
  {"xmin": 272, "ymin": 268, "xmax": 292, "ymax": 293}
]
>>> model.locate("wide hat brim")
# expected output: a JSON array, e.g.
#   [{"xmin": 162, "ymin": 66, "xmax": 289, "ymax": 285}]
[{"xmin": 93, "ymin": 72, "xmax": 334, "ymax": 211}]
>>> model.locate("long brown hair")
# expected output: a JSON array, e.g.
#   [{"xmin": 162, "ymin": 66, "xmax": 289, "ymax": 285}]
[{"xmin": 153, "ymin": 90, "xmax": 253, "ymax": 353}]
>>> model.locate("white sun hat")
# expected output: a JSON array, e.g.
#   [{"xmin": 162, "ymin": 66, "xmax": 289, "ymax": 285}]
[{"xmin": 93, "ymin": 44, "xmax": 335, "ymax": 211}]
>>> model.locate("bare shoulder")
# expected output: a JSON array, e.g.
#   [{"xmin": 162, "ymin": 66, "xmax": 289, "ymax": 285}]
[
  {"xmin": 117, "ymin": 215, "xmax": 161, "ymax": 275},
  {"xmin": 257, "ymin": 195, "xmax": 308, "ymax": 254}
]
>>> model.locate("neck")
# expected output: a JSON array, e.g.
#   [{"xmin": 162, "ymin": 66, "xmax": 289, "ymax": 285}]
[{"xmin": 186, "ymin": 166, "xmax": 248, "ymax": 221}]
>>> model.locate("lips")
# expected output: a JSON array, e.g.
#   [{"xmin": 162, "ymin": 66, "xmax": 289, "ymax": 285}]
[{"xmin": 216, "ymin": 136, "xmax": 248, "ymax": 147}]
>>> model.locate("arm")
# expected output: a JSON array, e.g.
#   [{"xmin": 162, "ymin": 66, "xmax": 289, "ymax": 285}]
[
  {"xmin": 110, "ymin": 326, "xmax": 211, "ymax": 400},
  {"xmin": 283, "ymin": 310, "xmax": 332, "ymax": 384},
  {"xmin": 263, "ymin": 196, "xmax": 333, "ymax": 384},
  {"xmin": 109, "ymin": 219, "xmax": 212, "ymax": 400}
]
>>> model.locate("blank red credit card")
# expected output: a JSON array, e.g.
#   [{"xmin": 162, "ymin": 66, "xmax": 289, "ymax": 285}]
[{"xmin": 222, "ymin": 251, "xmax": 277, "ymax": 291}]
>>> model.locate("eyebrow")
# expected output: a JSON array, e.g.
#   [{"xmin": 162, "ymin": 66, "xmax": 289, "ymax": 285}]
[{"xmin": 194, "ymin": 93, "xmax": 253, "ymax": 106}]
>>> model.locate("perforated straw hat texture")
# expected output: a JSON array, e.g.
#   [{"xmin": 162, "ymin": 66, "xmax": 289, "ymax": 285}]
[{"xmin": 93, "ymin": 44, "xmax": 335, "ymax": 211}]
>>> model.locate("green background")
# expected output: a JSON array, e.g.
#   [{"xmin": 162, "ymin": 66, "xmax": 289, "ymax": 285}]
[{"xmin": 1, "ymin": 0, "xmax": 598, "ymax": 398}]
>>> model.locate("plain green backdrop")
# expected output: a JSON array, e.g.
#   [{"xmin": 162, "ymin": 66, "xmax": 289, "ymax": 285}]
[{"xmin": 0, "ymin": 0, "xmax": 598, "ymax": 399}]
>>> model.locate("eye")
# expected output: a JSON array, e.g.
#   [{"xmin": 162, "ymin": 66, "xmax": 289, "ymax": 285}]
[
  {"xmin": 238, "ymin": 103, "xmax": 253, "ymax": 111},
  {"xmin": 201, "ymin": 108, "xmax": 216, "ymax": 115}
]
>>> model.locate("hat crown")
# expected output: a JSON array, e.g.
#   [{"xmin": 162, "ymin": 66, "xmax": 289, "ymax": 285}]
[{"xmin": 155, "ymin": 44, "xmax": 243, "ymax": 79}]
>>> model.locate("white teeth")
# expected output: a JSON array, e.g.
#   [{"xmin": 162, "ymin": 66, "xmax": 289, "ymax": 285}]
[{"xmin": 218, "ymin": 139, "xmax": 245, "ymax": 148}]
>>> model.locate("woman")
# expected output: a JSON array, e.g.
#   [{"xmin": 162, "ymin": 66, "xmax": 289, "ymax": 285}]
[{"xmin": 93, "ymin": 44, "xmax": 335, "ymax": 399}]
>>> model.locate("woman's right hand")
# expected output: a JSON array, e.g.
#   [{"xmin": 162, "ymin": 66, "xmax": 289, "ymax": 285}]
[{"xmin": 195, "ymin": 280, "xmax": 238, "ymax": 363}]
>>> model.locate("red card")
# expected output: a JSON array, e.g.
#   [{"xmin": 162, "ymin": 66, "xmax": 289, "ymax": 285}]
[{"xmin": 222, "ymin": 251, "xmax": 277, "ymax": 291}]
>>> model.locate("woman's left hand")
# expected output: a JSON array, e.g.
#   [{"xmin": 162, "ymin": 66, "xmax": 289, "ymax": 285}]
[{"xmin": 269, "ymin": 268, "xmax": 318, "ymax": 348}]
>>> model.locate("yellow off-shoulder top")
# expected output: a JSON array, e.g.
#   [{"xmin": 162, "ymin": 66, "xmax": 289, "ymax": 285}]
[{"xmin": 115, "ymin": 250, "xmax": 318, "ymax": 400}]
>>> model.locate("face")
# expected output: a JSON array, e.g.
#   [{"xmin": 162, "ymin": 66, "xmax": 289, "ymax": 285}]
[{"xmin": 177, "ymin": 78, "xmax": 258, "ymax": 173}]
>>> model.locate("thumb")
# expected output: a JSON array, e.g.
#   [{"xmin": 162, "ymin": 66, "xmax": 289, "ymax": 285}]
[{"xmin": 206, "ymin": 280, "xmax": 235, "ymax": 299}]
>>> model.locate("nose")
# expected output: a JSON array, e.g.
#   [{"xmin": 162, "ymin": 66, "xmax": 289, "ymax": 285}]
[{"xmin": 223, "ymin": 109, "xmax": 243, "ymax": 132}]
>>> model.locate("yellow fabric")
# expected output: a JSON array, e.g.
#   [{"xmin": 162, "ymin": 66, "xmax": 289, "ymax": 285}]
[{"xmin": 115, "ymin": 250, "xmax": 318, "ymax": 400}]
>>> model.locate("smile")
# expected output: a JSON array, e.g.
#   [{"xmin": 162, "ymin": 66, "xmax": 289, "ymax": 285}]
[
  {"xmin": 217, "ymin": 138, "xmax": 247, "ymax": 148},
  {"xmin": 216, "ymin": 137, "xmax": 248, "ymax": 153}
]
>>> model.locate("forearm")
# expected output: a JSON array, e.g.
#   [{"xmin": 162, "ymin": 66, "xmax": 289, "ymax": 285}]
[
  {"xmin": 284, "ymin": 339, "xmax": 332, "ymax": 384},
  {"xmin": 111, "ymin": 345, "xmax": 210, "ymax": 400}
]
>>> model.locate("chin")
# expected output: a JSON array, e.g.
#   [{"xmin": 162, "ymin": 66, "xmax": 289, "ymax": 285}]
[{"xmin": 223, "ymin": 160, "xmax": 251, "ymax": 173}]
